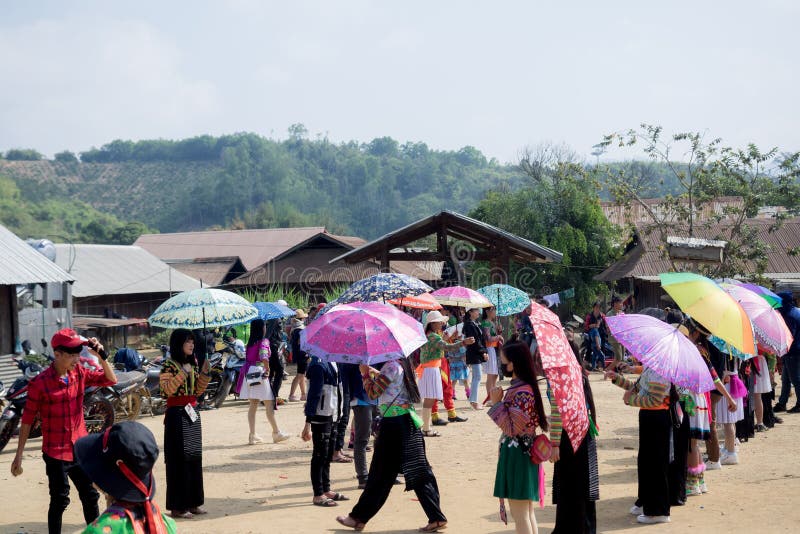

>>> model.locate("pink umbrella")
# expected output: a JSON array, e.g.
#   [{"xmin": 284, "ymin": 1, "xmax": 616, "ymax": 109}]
[
  {"xmin": 430, "ymin": 286, "xmax": 492, "ymax": 308},
  {"xmin": 529, "ymin": 301, "xmax": 589, "ymax": 452},
  {"xmin": 719, "ymin": 283, "xmax": 793, "ymax": 356},
  {"xmin": 299, "ymin": 301, "xmax": 427, "ymax": 365}
]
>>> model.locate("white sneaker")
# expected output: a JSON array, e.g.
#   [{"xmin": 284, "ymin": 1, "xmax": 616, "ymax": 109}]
[
  {"xmin": 699, "ymin": 481, "xmax": 709, "ymax": 494},
  {"xmin": 686, "ymin": 482, "xmax": 702, "ymax": 497},
  {"xmin": 637, "ymin": 515, "xmax": 671, "ymax": 524},
  {"xmin": 720, "ymin": 451, "xmax": 739, "ymax": 465},
  {"xmin": 629, "ymin": 505, "xmax": 643, "ymax": 516},
  {"xmin": 705, "ymin": 460, "xmax": 722, "ymax": 470},
  {"xmin": 272, "ymin": 431, "xmax": 290, "ymax": 443}
]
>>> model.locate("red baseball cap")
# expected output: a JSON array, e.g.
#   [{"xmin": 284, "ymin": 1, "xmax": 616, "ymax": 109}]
[{"xmin": 51, "ymin": 328, "xmax": 88, "ymax": 349}]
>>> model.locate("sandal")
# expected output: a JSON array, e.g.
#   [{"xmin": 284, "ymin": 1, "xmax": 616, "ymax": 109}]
[
  {"xmin": 333, "ymin": 454, "xmax": 353, "ymax": 463},
  {"xmin": 313, "ymin": 497, "xmax": 338, "ymax": 507},
  {"xmin": 171, "ymin": 510, "xmax": 193, "ymax": 519},
  {"xmin": 422, "ymin": 430, "xmax": 441, "ymax": 437},
  {"xmin": 189, "ymin": 507, "xmax": 207, "ymax": 515},
  {"xmin": 336, "ymin": 515, "xmax": 366, "ymax": 531},
  {"xmin": 327, "ymin": 492, "xmax": 349, "ymax": 501},
  {"xmin": 419, "ymin": 521, "xmax": 447, "ymax": 532}
]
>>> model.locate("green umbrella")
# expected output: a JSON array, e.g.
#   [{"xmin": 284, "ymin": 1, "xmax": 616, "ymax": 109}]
[
  {"xmin": 477, "ymin": 284, "xmax": 530, "ymax": 317},
  {"xmin": 149, "ymin": 288, "xmax": 259, "ymax": 330}
]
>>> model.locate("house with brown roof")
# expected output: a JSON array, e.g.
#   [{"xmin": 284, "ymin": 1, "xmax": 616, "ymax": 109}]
[{"xmin": 595, "ymin": 218, "xmax": 800, "ymax": 309}]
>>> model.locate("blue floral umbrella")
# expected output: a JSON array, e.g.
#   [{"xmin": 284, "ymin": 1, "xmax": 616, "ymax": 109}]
[
  {"xmin": 149, "ymin": 288, "xmax": 259, "ymax": 329},
  {"xmin": 477, "ymin": 284, "xmax": 530, "ymax": 317},
  {"xmin": 253, "ymin": 301, "xmax": 296, "ymax": 321},
  {"xmin": 333, "ymin": 273, "xmax": 433, "ymax": 304}
]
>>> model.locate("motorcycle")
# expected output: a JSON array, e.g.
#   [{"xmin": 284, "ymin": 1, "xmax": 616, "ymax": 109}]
[
  {"xmin": 140, "ymin": 349, "xmax": 166, "ymax": 416},
  {"xmin": 0, "ymin": 355, "xmax": 115, "ymax": 452},
  {"xmin": 215, "ymin": 340, "xmax": 246, "ymax": 408},
  {"xmin": 197, "ymin": 351, "xmax": 226, "ymax": 410},
  {"xmin": 82, "ymin": 353, "xmax": 147, "ymax": 422}
]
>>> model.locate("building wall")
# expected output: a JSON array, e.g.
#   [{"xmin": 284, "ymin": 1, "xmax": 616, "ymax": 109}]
[{"xmin": 73, "ymin": 292, "xmax": 174, "ymax": 319}]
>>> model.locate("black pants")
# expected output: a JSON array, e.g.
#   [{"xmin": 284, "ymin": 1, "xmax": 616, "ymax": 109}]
[
  {"xmin": 311, "ymin": 420, "xmax": 337, "ymax": 497},
  {"xmin": 335, "ymin": 388, "xmax": 351, "ymax": 451},
  {"xmin": 668, "ymin": 402, "xmax": 689, "ymax": 505},
  {"xmin": 350, "ymin": 415, "xmax": 446, "ymax": 525},
  {"xmin": 43, "ymin": 453, "xmax": 100, "ymax": 534},
  {"xmin": 763, "ymin": 390, "xmax": 777, "ymax": 427},
  {"xmin": 164, "ymin": 407, "xmax": 204, "ymax": 511},
  {"xmin": 269, "ymin": 354, "xmax": 285, "ymax": 400},
  {"xmin": 552, "ymin": 431, "xmax": 597, "ymax": 534},
  {"xmin": 637, "ymin": 410, "xmax": 671, "ymax": 517}
]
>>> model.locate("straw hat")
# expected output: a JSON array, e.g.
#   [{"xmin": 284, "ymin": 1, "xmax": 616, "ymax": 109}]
[
  {"xmin": 295, "ymin": 308, "xmax": 308, "ymax": 319},
  {"xmin": 424, "ymin": 310, "xmax": 449, "ymax": 328}
]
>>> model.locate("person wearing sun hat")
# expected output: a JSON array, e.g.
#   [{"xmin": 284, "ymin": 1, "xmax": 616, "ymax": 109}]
[
  {"xmin": 10, "ymin": 328, "xmax": 117, "ymax": 534},
  {"xmin": 288, "ymin": 308, "xmax": 310, "ymax": 402},
  {"xmin": 76, "ymin": 421, "xmax": 176, "ymax": 533}
]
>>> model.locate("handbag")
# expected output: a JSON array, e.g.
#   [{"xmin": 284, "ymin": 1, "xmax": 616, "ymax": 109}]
[
  {"xmin": 529, "ymin": 433, "xmax": 552, "ymax": 464},
  {"xmin": 246, "ymin": 365, "xmax": 265, "ymax": 387}
]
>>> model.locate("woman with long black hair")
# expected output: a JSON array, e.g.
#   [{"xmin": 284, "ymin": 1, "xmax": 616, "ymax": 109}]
[
  {"xmin": 488, "ymin": 341, "xmax": 549, "ymax": 534},
  {"xmin": 336, "ymin": 357, "xmax": 448, "ymax": 532},
  {"xmin": 159, "ymin": 329, "xmax": 210, "ymax": 519}
]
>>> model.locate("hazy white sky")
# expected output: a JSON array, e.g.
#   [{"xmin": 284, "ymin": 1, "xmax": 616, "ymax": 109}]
[{"xmin": 1, "ymin": 1, "xmax": 797, "ymax": 162}]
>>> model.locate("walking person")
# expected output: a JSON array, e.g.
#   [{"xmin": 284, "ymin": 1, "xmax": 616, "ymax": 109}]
[
  {"xmin": 482, "ymin": 306, "xmax": 504, "ymax": 404},
  {"xmin": 488, "ymin": 341, "xmax": 549, "ymax": 534},
  {"xmin": 159, "ymin": 329, "xmax": 211, "ymax": 519},
  {"xmin": 288, "ymin": 309, "xmax": 310, "ymax": 402},
  {"xmin": 10, "ymin": 329, "xmax": 117, "ymax": 534},
  {"xmin": 302, "ymin": 356, "xmax": 349, "ymax": 507},
  {"xmin": 75, "ymin": 421, "xmax": 176, "ymax": 533},
  {"xmin": 418, "ymin": 310, "xmax": 474, "ymax": 436},
  {"xmin": 336, "ymin": 357, "xmax": 448, "ymax": 532},
  {"xmin": 236, "ymin": 318, "xmax": 290, "ymax": 444},
  {"xmin": 463, "ymin": 307, "xmax": 488, "ymax": 410}
]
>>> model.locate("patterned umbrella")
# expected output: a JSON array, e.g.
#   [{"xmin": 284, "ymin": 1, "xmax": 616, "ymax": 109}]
[
  {"xmin": 709, "ymin": 335, "xmax": 756, "ymax": 360},
  {"xmin": 300, "ymin": 301, "xmax": 427, "ymax": 365},
  {"xmin": 660, "ymin": 272, "xmax": 755, "ymax": 355},
  {"xmin": 334, "ymin": 273, "xmax": 433, "ymax": 304},
  {"xmin": 528, "ymin": 301, "xmax": 589, "ymax": 452},
  {"xmin": 387, "ymin": 292, "xmax": 443, "ymax": 310},
  {"xmin": 719, "ymin": 283, "xmax": 793, "ymax": 356},
  {"xmin": 149, "ymin": 288, "xmax": 258, "ymax": 329},
  {"xmin": 253, "ymin": 301, "xmax": 296, "ymax": 321},
  {"xmin": 477, "ymin": 284, "xmax": 530, "ymax": 317},
  {"xmin": 606, "ymin": 314, "xmax": 715, "ymax": 393},
  {"xmin": 740, "ymin": 283, "xmax": 782, "ymax": 309},
  {"xmin": 431, "ymin": 286, "xmax": 493, "ymax": 308}
]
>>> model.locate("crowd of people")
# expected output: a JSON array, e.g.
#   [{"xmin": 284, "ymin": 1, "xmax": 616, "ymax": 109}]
[{"xmin": 9, "ymin": 289, "xmax": 800, "ymax": 534}]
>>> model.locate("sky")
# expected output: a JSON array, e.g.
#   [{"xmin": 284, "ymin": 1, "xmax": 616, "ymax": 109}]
[{"xmin": 1, "ymin": 1, "xmax": 798, "ymax": 163}]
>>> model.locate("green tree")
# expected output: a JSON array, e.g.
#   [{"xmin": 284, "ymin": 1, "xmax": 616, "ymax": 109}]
[
  {"xmin": 54, "ymin": 150, "xmax": 78, "ymax": 163},
  {"xmin": 5, "ymin": 148, "xmax": 43, "ymax": 161}
]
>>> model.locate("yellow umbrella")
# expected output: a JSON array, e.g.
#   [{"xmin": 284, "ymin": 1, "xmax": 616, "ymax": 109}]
[{"xmin": 660, "ymin": 272, "xmax": 755, "ymax": 354}]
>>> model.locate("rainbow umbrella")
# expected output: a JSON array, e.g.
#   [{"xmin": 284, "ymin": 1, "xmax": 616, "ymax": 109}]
[
  {"xmin": 529, "ymin": 301, "xmax": 589, "ymax": 452},
  {"xmin": 660, "ymin": 273, "xmax": 755, "ymax": 355},
  {"xmin": 740, "ymin": 283, "xmax": 782, "ymax": 309},
  {"xmin": 719, "ymin": 283, "xmax": 793, "ymax": 356},
  {"xmin": 431, "ymin": 286, "xmax": 492, "ymax": 308},
  {"xmin": 299, "ymin": 301, "xmax": 426, "ymax": 365},
  {"xmin": 606, "ymin": 314, "xmax": 715, "ymax": 393}
]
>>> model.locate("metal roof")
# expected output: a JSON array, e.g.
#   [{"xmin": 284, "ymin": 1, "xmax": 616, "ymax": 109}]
[
  {"xmin": 329, "ymin": 211, "xmax": 563, "ymax": 265},
  {"xmin": 165, "ymin": 257, "xmax": 246, "ymax": 287},
  {"xmin": 134, "ymin": 227, "xmax": 328, "ymax": 271},
  {"xmin": 0, "ymin": 224, "xmax": 74, "ymax": 285},
  {"xmin": 54, "ymin": 244, "xmax": 201, "ymax": 297}
]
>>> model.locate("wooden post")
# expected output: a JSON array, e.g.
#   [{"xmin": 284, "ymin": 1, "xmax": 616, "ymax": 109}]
[{"xmin": 380, "ymin": 242, "xmax": 390, "ymax": 273}]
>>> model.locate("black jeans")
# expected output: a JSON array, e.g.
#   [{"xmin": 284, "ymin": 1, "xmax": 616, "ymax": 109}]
[
  {"xmin": 269, "ymin": 353, "xmax": 285, "ymax": 400},
  {"xmin": 335, "ymin": 388, "xmax": 351, "ymax": 452},
  {"xmin": 311, "ymin": 420, "xmax": 337, "ymax": 497},
  {"xmin": 43, "ymin": 453, "xmax": 100, "ymax": 534},
  {"xmin": 350, "ymin": 415, "xmax": 446, "ymax": 525},
  {"xmin": 668, "ymin": 402, "xmax": 689, "ymax": 505},
  {"xmin": 637, "ymin": 410, "xmax": 671, "ymax": 517}
]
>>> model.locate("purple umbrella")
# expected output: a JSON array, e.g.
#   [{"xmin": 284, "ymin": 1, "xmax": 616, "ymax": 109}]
[{"xmin": 605, "ymin": 314, "xmax": 715, "ymax": 393}]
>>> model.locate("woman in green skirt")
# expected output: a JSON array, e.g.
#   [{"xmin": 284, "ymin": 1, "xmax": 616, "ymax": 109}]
[{"xmin": 488, "ymin": 341, "xmax": 549, "ymax": 534}]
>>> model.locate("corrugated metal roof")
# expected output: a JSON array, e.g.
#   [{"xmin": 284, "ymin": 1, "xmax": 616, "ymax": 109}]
[
  {"xmin": 0, "ymin": 224, "xmax": 74, "ymax": 284},
  {"xmin": 54, "ymin": 244, "xmax": 201, "ymax": 297},
  {"xmin": 596, "ymin": 218, "xmax": 800, "ymax": 281},
  {"xmin": 135, "ymin": 227, "xmax": 327, "ymax": 271}
]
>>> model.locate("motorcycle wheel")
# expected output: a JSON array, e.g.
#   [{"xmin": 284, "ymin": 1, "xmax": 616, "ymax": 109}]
[
  {"xmin": 84, "ymin": 395, "xmax": 115, "ymax": 434},
  {"xmin": 122, "ymin": 388, "xmax": 144, "ymax": 421},
  {"xmin": 0, "ymin": 416, "xmax": 20, "ymax": 452},
  {"xmin": 198, "ymin": 369, "xmax": 223, "ymax": 409},
  {"xmin": 213, "ymin": 376, "xmax": 233, "ymax": 409}
]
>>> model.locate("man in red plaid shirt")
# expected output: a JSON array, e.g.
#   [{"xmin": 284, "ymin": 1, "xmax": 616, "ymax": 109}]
[{"xmin": 10, "ymin": 328, "xmax": 117, "ymax": 534}]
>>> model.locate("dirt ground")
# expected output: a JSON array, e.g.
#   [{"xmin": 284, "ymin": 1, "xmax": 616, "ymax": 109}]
[{"xmin": 1, "ymin": 372, "xmax": 799, "ymax": 534}]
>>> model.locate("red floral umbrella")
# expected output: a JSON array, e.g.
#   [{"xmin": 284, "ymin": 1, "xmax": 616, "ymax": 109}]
[{"xmin": 529, "ymin": 301, "xmax": 589, "ymax": 452}]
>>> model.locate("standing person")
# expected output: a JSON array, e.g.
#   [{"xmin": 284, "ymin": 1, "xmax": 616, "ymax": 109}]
[
  {"xmin": 584, "ymin": 302, "xmax": 605, "ymax": 371},
  {"xmin": 445, "ymin": 320, "xmax": 470, "ymax": 399},
  {"xmin": 75, "ymin": 421, "xmax": 176, "ymax": 534},
  {"xmin": 516, "ymin": 305, "xmax": 534, "ymax": 349},
  {"xmin": 336, "ymin": 357, "xmax": 448, "ymax": 532},
  {"xmin": 265, "ymin": 319, "xmax": 287, "ymax": 406},
  {"xmin": 606, "ymin": 297, "xmax": 625, "ymax": 364},
  {"xmin": 716, "ymin": 357, "xmax": 745, "ymax": 465},
  {"xmin": 605, "ymin": 365, "xmax": 672, "ymax": 524},
  {"xmin": 482, "ymin": 307, "xmax": 504, "ymax": 404},
  {"xmin": 236, "ymin": 319, "xmax": 290, "ymax": 444},
  {"xmin": 288, "ymin": 310, "xmax": 310, "ymax": 402},
  {"xmin": 774, "ymin": 292, "xmax": 800, "ymax": 413},
  {"xmin": 418, "ymin": 311, "xmax": 474, "ymax": 436},
  {"xmin": 342, "ymin": 363, "xmax": 376, "ymax": 489},
  {"xmin": 753, "ymin": 351, "xmax": 774, "ymax": 431},
  {"xmin": 159, "ymin": 329, "xmax": 210, "ymax": 519},
  {"xmin": 302, "ymin": 357, "xmax": 349, "ymax": 507},
  {"xmin": 488, "ymin": 341, "xmax": 549, "ymax": 534},
  {"xmin": 225, "ymin": 327, "xmax": 246, "ymax": 355},
  {"xmin": 550, "ymin": 370, "xmax": 600, "ymax": 534},
  {"xmin": 464, "ymin": 307, "xmax": 488, "ymax": 410},
  {"xmin": 332, "ymin": 371, "xmax": 353, "ymax": 464},
  {"xmin": 430, "ymin": 337, "xmax": 468, "ymax": 425},
  {"xmin": 10, "ymin": 329, "xmax": 117, "ymax": 534}
]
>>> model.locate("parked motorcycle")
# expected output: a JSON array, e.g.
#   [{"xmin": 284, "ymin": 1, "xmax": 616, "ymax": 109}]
[
  {"xmin": 214, "ymin": 340, "xmax": 246, "ymax": 408},
  {"xmin": 197, "ymin": 351, "xmax": 226, "ymax": 409}
]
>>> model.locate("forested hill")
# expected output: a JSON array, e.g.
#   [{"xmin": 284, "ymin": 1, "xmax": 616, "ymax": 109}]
[{"xmin": 0, "ymin": 132, "xmax": 526, "ymax": 241}]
